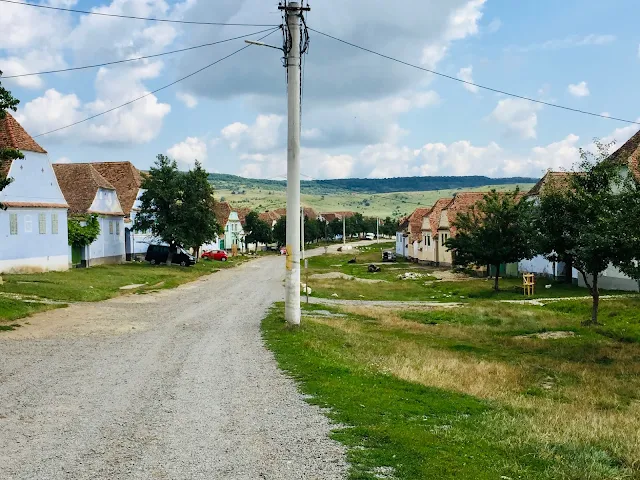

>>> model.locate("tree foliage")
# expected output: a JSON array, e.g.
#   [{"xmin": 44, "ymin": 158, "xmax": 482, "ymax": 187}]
[
  {"xmin": 134, "ymin": 155, "xmax": 220, "ymax": 256},
  {"xmin": 244, "ymin": 211, "xmax": 273, "ymax": 249},
  {"xmin": 445, "ymin": 189, "xmax": 537, "ymax": 291},
  {"xmin": 0, "ymin": 72, "xmax": 23, "ymax": 209},
  {"xmin": 68, "ymin": 214, "xmax": 101, "ymax": 247},
  {"xmin": 536, "ymin": 142, "xmax": 640, "ymax": 324},
  {"xmin": 273, "ymin": 215, "xmax": 287, "ymax": 247}
]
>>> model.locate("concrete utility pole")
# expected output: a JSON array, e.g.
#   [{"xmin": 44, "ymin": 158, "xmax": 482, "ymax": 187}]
[
  {"xmin": 342, "ymin": 215, "xmax": 346, "ymax": 245},
  {"xmin": 279, "ymin": 1, "xmax": 307, "ymax": 326},
  {"xmin": 301, "ymin": 206, "xmax": 305, "ymax": 261},
  {"xmin": 376, "ymin": 217, "xmax": 379, "ymax": 243}
]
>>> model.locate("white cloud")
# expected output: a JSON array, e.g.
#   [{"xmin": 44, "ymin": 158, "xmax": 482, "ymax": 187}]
[
  {"xmin": 506, "ymin": 34, "xmax": 615, "ymax": 53},
  {"xmin": 54, "ymin": 156, "xmax": 72, "ymax": 164},
  {"xmin": 0, "ymin": 49, "xmax": 67, "ymax": 89},
  {"xmin": 568, "ymin": 81, "xmax": 590, "ymax": 97},
  {"xmin": 457, "ymin": 66, "xmax": 478, "ymax": 93},
  {"xmin": 421, "ymin": 0, "xmax": 485, "ymax": 68},
  {"xmin": 489, "ymin": 98, "xmax": 542, "ymax": 139},
  {"xmin": 487, "ymin": 18, "xmax": 501, "ymax": 33},
  {"xmin": 601, "ymin": 112, "xmax": 611, "ymax": 118},
  {"xmin": 167, "ymin": 137, "xmax": 208, "ymax": 166},
  {"xmin": 220, "ymin": 114, "xmax": 284, "ymax": 152},
  {"xmin": 176, "ymin": 92, "xmax": 198, "ymax": 108}
]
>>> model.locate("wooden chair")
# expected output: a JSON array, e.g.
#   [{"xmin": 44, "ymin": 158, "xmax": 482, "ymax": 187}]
[{"xmin": 523, "ymin": 273, "xmax": 535, "ymax": 296}]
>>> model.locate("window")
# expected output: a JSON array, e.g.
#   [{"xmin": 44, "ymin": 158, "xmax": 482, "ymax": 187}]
[
  {"xmin": 109, "ymin": 221, "xmax": 114, "ymax": 235},
  {"xmin": 116, "ymin": 222, "xmax": 120, "ymax": 236},
  {"xmin": 427, "ymin": 234, "xmax": 431, "ymax": 247},
  {"xmin": 39, "ymin": 213, "xmax": 46, "ymax": 234},
  {"xmin": 24, "ymin": 215, "xmax": 32, "ymax": 233},
  {"xmin": 52, "ymin": 213, "xmax": 59, "ymax": 234},
  {"xmin": 9, "ymin": 214, "xmax": 17, "ymax": 235}
]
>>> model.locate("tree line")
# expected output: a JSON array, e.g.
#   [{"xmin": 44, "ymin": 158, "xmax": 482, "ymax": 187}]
[{"xmin": 445, "ymin": 142, "xmax": 640, "ymax": 325}]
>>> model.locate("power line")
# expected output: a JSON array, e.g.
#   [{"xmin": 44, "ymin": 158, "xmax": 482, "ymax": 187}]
[
  {"xmin": 33, "ymin": 28, "xmax": 281, "ymax": 138},
  {"xmin": 309, "ymin": 28, "xmax": 640, "ymax": 126},
  {"xmin": 0, "ymin": 0, "xmax": 279, "ymax": 27},
  {"xmin": 3, "ymin": 28, "xmax": 280, "ymax": 79}
]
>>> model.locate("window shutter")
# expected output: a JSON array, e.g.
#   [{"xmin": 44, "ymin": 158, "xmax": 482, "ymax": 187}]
[
  {"xmin": 109, "ymin": 221, "xmax": 114, "ymax": 234},
  {"xmin": 52, "ymin": 214, "xmax": 59, "ymax": 234},
  {"xmin": 116, "ymin": 222, "xmax": 120, "ymax": 236},
  {"xmin": 39, "ymin": 213, "xmax": 47, "ymax": 234},
  {"xmin": 9, "ymin": 214, "xmax": 18, "ymax": 235}
]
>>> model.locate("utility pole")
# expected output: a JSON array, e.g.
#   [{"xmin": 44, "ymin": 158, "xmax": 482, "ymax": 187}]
[
  {"xmin": 376, "ymin": 217, "xmax": 379, "ymax": 243},
  {"xmin": 342, "ymin": 215, "xmax": 346, "ymax": 246},
  {"xmin": 301, "ymin": 205, "xmax": 305, "ymax": 261},
  {"xmin": 279, "ymin": 1, "xmax": 308, "ymax": 326}
]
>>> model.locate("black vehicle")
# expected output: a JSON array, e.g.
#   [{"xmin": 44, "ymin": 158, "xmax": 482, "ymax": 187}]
[
  {"xmin": 382, "ymin": 250, "xmax": 397, "ymax": 262},
  {"xmin": 145, "ymin": 244, "xmax": 196, "ymax": 267}
]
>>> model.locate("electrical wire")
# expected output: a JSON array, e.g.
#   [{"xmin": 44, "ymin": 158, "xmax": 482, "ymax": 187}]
[
  {"xmin": 0, "ymin": 0, "xmax": 279, "ymax": 27},
  {"xmin": 3, "ymin": 28, "xmax": 281, "ymax": 79},
  {"xmin": 309, "ymin": 28, "xmax": 640, "ymax": 126},
  {"xmin": 33, "ymin": 27, "xmax": 281, "ymax": 138}
]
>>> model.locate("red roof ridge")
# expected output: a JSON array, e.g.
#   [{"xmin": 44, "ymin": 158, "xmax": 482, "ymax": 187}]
[{"xmin": 0, "ymin": 113, "xmax": 47, "ymax": 154}]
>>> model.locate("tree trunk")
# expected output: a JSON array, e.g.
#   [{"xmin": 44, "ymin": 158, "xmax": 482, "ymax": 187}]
[
  {"xmin": 591, "ymin": 274, "xmax": 600, "ymax": 325},
  {"xmin": 494, "ymin": 265, "xmax": 500, "ymax": 291},
  {"xmin": 565, "ymin": 256, "xmax": 573, "ymax": 284},
  {"xmin": 166, "ymin": 251, "xmax": 173, "ymax": 266}
]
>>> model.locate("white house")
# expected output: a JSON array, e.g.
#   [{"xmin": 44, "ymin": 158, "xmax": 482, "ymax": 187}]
[
  {"xmin": 91, "ymin": 161, "xmax": 149, "ymax": 260},
  {"xmin": 53, "ymin": 163, "xmax": 126, "ymax": 266},
  {"xmin": 0, "ymin": 113, "xmax": 70, "ymax": 273},
  {"xmin": 212, "ymin": 202, "xmax": 248, "ymax": 252}
]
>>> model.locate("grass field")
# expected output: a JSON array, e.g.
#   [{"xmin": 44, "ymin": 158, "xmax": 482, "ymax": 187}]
[
  {"xmin": 263, "ymin": 296, "xmax": 640, "ymax": 479},
  {"xmin": 215, "ymin": 183, "xmax": 534, "ymax": 219},
  {"xmin": 303, "ymin": 245, "xmax": 621, "ymax": 304},
  {"xmin": 0, "ymin": 256, "xmax": 252, "ymax": 327}
]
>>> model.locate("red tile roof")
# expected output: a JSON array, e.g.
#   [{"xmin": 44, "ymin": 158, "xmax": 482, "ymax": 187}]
[
  {"xmin": 213, "ymin": 201, "xmax": 232, "ymax": 227},
  {"xmin": 442, "ymin": 192, "xmax": 487, "ymax": 236},
  {"xmin": 91, "ymin": 162, "xmax": 142, "ymax": 215},
  {"xmin": 321, "ymin": 211, "xmax": 355, "ymax": 222},
  {"xmin": 259, "ymin": 210, "xmax": 282, "ymax": 224},
  {"xmin": 53, "ymin": 163, "xmax": 123, "ymax": 216},
  {"xmin": 0, "ymin": 113, "xmax": 47, "ymax": 154},
  {"xmin": 424, "ymin": 198, "xmax": 454, "ymax": 238},
  {"xmin": 408, "ymin": 207, "xmax": 433, "ymax": 242},
  {"xmin": 607, "ymin": 128, "xmax": 640, "ymax": 181},
  {"xmin": 527, "ymin": 171, "xmax": 572, "ymax": 196}
]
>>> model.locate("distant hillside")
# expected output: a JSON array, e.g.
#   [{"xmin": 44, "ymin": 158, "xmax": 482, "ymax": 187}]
[{"xmin": 208, "ymin": 173, "xmax": 539, "ymax": 195}]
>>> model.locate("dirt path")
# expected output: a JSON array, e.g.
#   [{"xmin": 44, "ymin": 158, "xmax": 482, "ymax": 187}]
[{"xmin": 0, "ymin": 256, "xmax": 347, "ymax": 480}]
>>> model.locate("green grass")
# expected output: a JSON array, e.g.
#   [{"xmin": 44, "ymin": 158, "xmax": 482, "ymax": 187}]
[
  {"xmin": 0, "ymin": 256, "xmax": 252, "ymax": 324},
  {"xmin": 0, "ymin": 297, "xmax": 64, "ymax": 327},
  {"xmin": 263, "ymin": 300, "xmax": 640, "ymax": 479}
]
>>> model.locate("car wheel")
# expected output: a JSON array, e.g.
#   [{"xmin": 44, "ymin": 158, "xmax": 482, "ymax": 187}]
[
  {"xmin": 150, "ymin": 259, "xmax": 156, "ymax": 265},
  {"xmin": 221, "ymin": 257, "xmax": 227, "ymax": 262},
  {"xmin": 180, "ymin": 261, "xmax": 187, "ymax": 267}
]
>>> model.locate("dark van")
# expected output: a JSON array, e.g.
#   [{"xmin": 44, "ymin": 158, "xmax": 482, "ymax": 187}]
[{"xmin": 145, "ymin": 244, "xmax": 196, "ymax": 267}]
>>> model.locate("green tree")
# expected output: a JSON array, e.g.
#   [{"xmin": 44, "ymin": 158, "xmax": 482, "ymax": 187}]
[
  {"xmin": 0, "ymin": 72, "xmax": 23, "ymax": 209},
  {"xmin": 273, "ymin": 215, "xmax": 287, "ymax": 247},
  {"xmin": 67, "ymin": 214, "xmax": 101, "ymax": 247},
  {"xmin": 381, "ymin": 217, "xmax": 399, "ymax": 237},
  {"xmin": 539, "ymin": 142, "xmax": 640, "ymax": 325},
  {"xmin": 181, "ymin": 161, "xmax": 221, "ymax": 257},
  {"xmin": 445, "ymin": 189, "xmax": 536, "ymax": 291},
  {"xmin": 134, "ymin": 155, "xmax": 219, "ymax": 264},
  {"xmin": 244, "ymin": 211, "xmax": 273, "ymax": 251}
]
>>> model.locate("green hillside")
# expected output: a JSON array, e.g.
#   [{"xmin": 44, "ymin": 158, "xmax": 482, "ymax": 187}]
[
  {"xmin": 208, "ymin": 173, "xmax": 538, "ymax": 196},
  {"xmin": 211, "ymin": 179, "xmax": 536, "ymax": 219}
]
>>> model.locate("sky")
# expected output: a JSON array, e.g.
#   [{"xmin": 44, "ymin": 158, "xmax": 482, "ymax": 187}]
[{"xmin": 2, "ymin": 0, "xmax": 640, "ymax": 180}]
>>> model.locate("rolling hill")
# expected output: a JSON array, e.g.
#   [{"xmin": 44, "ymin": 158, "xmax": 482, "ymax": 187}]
[{"xmin": 208, "ymin": 173, "xmax": 538, "ymax": 219}]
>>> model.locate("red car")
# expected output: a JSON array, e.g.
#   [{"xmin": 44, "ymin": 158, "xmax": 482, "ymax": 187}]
[{"xmin": 202, "ymin": 250, "xmax": 228, "ymax": 262}]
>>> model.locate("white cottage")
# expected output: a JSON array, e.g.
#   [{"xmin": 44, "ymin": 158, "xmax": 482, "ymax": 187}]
[
  {"xmin": 53, "ymin": 163, "xmax": 126, "ymax": 266},
  {"xmin": 0, "ymin": 113, "xmax": 69, "ymax": 273}
]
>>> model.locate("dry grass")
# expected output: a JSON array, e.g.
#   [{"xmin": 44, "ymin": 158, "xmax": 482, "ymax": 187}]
[{"xmin": 304, "ymin": 302, "xmax": 640, "ymax": 473}]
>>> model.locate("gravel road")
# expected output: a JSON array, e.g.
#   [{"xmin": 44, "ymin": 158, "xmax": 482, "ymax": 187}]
[{"xmin": 0, "ymin": 255, "xmax": 347, "ymax": 479}]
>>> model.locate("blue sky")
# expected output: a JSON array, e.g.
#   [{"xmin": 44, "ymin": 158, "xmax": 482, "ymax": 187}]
[{"xmin": 2, "ymin": 0, "xmax": 639, "ymax": 180}]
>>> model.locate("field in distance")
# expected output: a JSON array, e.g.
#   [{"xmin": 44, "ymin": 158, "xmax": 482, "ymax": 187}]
[{"xmin": 213, "ymin": 184, "xmax": 535, "ymax": 218}]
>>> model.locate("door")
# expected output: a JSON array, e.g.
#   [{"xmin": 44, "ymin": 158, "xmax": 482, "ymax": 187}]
[
  {"xmin": 125, "ymin": 228, "xmax": 132, "ymax": 260},
  {"xmin": 71, "ymin": 246, "xmax": 82, "ymax": 266}
]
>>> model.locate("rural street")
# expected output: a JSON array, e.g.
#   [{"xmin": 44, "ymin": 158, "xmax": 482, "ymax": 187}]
[{"xmin": 0, "ymin": 253, "xmax": 348, "ymax": 479}]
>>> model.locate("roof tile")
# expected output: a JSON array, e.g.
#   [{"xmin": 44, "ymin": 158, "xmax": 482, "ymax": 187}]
[{"xmin": 53, "ymin": 163, "xmax": 123, "ymax": 216}]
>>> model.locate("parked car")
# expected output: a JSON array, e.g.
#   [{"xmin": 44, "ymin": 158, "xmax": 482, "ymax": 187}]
[
  {"xmin": 365, "ymin": 233, "xmax": 375, "ymax": 240},
  {"xmin": 382, "ymin": 250, "xmax": 396, "ymax": 262},
  {"xmin": 145, "ymin": 244, "xmax": 196, "ymax": 267},
  {"xmin": 202, "ymin": 250, "xmax": 228, "ymax": 262}
]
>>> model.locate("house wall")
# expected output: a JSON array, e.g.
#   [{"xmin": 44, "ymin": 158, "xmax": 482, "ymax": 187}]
[
  {"xmin": 86, "ymin": 216, "xmax": 125, "ymax": 265},
  {"xmin": 395, "ymin": 232, "xmax": 407, "ymax": 257},
  {"xmin": 0, "ymin": 152, "xmax": 67, "ymax": 204},
  {"xmin": 579, "ymin": 265, "xmax": 640, "ymax": 292},
  {"xmin": 0, "ymin": 208, "xmax": 69, "ymax": 273},
  {"xmin": 437, "ymin": 230, "xmax": 452, "ymax": 265},
  {"xmin": 224, "ymin": 213, "xmax": 245, "ymax": 252},
  {"xmin": 419, "ymin": 218, "xmax": 436, "ymax": 263},
  {"xmin": 0, "ymin": 152, "xmax": 69, "ymax": 273}
]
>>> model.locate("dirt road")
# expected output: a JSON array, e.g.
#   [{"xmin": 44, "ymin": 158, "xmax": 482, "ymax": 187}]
[{"xmin": 0, "ymin": 255, "xmax": 347, "ymax": 479}]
